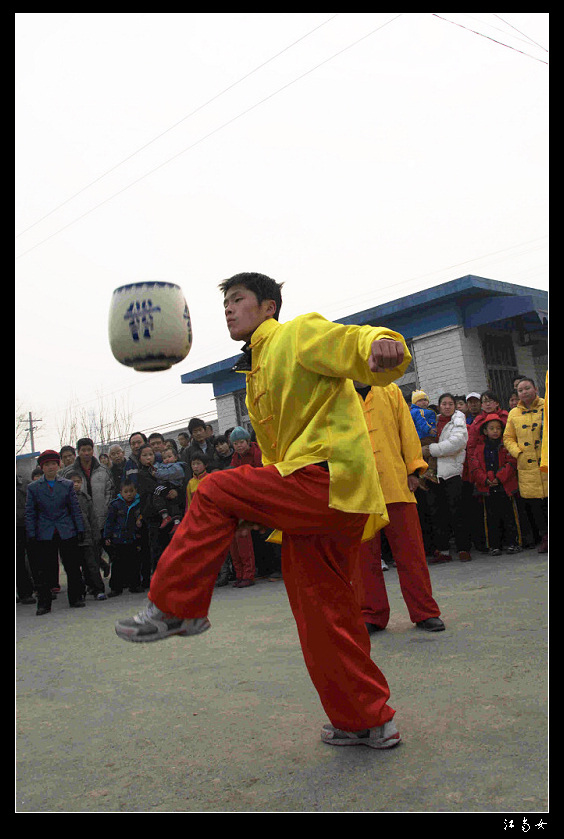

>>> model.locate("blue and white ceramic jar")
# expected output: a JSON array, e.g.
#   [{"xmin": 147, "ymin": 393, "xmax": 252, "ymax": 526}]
[{"xmin": 108, "ymin": 281, "xmax": 192, "ymax": 371}]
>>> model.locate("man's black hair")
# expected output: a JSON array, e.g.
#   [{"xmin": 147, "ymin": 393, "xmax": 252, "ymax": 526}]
[
  {"xmin": 219, "ymin": 272, "xmax": 284, "ymax": 320},
  {"xmin": 188, "ymin": 417, "xmax": 206, "ymax": 433},
  {"xmin": 129, "ymin": 431, "xmax": 148, "ymax": 445}
]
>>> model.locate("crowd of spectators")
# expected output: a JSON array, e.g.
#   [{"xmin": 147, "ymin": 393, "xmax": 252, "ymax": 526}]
[
  {"xmin": 17, "ymin": 420, "xmax": 282, "ymax": 614},
  {"xmin": 16, "ymin": 371, "xmax": 547, "ymax": 616}
]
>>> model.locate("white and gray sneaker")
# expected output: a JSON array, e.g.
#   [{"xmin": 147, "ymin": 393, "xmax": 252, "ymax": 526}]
[
  {"xmin": 321, "ymin": 719, "xmax": 401, "ymax": 749},
  {"xmin": 115, "ymin": 599, "xmax": 211, "ymax": 643}
]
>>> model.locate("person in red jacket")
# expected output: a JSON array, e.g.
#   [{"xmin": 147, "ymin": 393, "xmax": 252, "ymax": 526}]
[
  {"xmin": 468, "ymin": 415, "xmax": 522, "ymax": 555},
  {"xmin": 229, "ymin": 426, "xmax": 263, "ymax": 468}
]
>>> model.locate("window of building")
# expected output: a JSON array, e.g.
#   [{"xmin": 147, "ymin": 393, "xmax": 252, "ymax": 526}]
[
  {"xmin": 479, "ymin": 329, "xmax": 518, "ymax": 402},
  {"xmin": 233, "ymin": 389, "xmax": 252, "ymax": 434}
]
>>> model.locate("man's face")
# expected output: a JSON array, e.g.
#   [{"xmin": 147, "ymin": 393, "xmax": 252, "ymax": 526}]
[
  {"xmin": 61, "ymin": 450, "xmax": 75, "ymax": 467},
  {"xmin": 42, "ymin": 461, "xmax": 59, "ymax": 480},
  {"xmin": 150, "ymin": 438, "xmax": 165, "ymax": 453},
  {"xmin": 191, "ymin": 426, "xmax": 207, "ymax": 444},
  {"xmin": 224, "ymin": 284, "xmax": 275, "ymax": 342},
  {"xmin": 233, "ymin": 439, "xmax": 250, "ymax": 455},
  {"xmin": 78, "ymin": 444, "xmax": 93, "ymax": 465},
  {"xmin": 178, "ymin": 434, "xmax": 189, "ymax": 448},
  {"xmin": 130, "ymin": 435, "xmax": 145, "ymax": 455},
  {"xmin": 110, "ymin": 447, "xmax": 125, "ymax": 464},
  {"xmin": 467, "ymin": 397, "xmax": 481, "ymax": 415}
]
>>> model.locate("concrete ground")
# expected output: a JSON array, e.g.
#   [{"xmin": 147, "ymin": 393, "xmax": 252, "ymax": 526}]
[{"xmin": 16, "ymin": 547, "xmax": 548, "ymax": 814}]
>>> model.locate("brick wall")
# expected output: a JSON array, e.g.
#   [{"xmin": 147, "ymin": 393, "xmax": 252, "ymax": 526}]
[{"xmin": 412, "ymin": 325, "xmax": 488, "ymax": 403}]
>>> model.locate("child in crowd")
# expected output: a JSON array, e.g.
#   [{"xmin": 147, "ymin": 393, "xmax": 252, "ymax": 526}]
[
  {"xmin": 68, "ymin": 471, "xmax": 107, "ymax": 600},
  {"xmin": 468, "ymin": 415, "xmax": 522, "ymax": 555},
  {"xmin": 153, "ymin": 447, "xmax": 187, "ymax": 534},
  {"xmin": 409, "ymin": 391, "xmax": 438, "ymax": 485},
  {"xmin": 229, "ymin": 426, "xmax": 263, "ymax": 468},
  {"xmin": 186, "ymin": 454, "xmax": 211, "ymax": 504},
  {"xmin": 104, "ymin": 479, "xmax": 143, "ymax": 596},
  {"xmin": 456, "ymin": 395, "xmax": 475, "ymax": 426}
]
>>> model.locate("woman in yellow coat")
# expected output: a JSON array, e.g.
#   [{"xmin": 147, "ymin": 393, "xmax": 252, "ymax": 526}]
[{"xmin": 503, "ymin": 377, "xmax": 547, "ymax": 552}]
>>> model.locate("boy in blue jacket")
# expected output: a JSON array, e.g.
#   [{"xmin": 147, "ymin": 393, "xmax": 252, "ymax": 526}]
[{"xmin": 104, "ymin": 480, "xmax": 143, "ymax": 596}]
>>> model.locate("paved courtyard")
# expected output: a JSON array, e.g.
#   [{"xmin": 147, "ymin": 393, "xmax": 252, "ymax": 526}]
[{"xmin": 16, "ymin": 547, "xmax": 548, "ymax": 814}]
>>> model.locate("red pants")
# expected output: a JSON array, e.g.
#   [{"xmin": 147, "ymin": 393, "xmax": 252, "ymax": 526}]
[
  {"xmin": 229, "ymin": 530, "xmax": 255, "ymax": 582},
  {"xmin": 149, "ymin": 464, "xmax": 395, "ymax": 730},
  {"xmin": 351, "ymin": 502, "xmax": 440, "ymax": 629}
]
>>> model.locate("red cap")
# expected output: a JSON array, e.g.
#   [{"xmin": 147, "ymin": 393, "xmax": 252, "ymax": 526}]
[{"xmin": 37, "ymin": 449, "xmax": 61, "ymax": 467}]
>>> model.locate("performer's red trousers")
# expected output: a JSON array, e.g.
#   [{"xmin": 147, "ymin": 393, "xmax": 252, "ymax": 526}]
[
  {"xmin": 149, "ymin": 464, "xmax": 395, "ymax": 731},
  {"xmin": 351, "ymin": 501, "xmax": 440, "ymax": 628}
]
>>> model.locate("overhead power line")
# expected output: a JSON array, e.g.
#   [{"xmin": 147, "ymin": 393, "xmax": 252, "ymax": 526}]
[
  {"xmin": 16, "ymin": 13, "xmax": 340, "ymax": 240},
  {"xmin": 492, "ymin": 13, "xmax": 548, "ymax": 53},
  {"xmin": 16, "ymin": 13, "xmax": 403, "ymax": 260},
  {"xmin": 431, "ymin": 13, "xmax": 548, "ymax": 64}
]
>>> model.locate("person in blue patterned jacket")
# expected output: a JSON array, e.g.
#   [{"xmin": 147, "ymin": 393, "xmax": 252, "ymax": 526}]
[{"xmin": 25, "ymin": 449, "xmax": 85, "ymax": 615}]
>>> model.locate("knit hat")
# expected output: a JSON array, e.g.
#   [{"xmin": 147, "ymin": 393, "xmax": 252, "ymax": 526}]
[
  {"xmin": 37, "ymin": 449, "xmax": 61, "ymax": 468},
  {"xmin": 411, "ymin": 390, "xmax": 429, "ymax": 404},
  {"xmin": 481, "ymin": 413, "xmax": 506, "ymax": 433},
  {"xmin": 229, "ymin": 426, "xmax": 250, "ymax": 442}
]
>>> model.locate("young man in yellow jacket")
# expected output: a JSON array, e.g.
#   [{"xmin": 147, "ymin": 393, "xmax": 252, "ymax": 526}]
[
  {"xmin": 352, "ymin": 382, "xmax": 444, "ymax": 632},
  {"xmin": 116, "ymin": 272, "xmax": 410, "ymax": 750}
]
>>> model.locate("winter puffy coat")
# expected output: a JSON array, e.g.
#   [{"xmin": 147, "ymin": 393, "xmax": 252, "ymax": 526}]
[
  {"xmin": 61, "ymin": 457, "xmax": 113, "ymax": 531},
  {"xmin": 409, "ymin": 403, "xmax": 437, "ymax": 440},
  {"xmin": 104, "ymin": 493, "xmax": 141, "ymax": 544},
  {"xmin": 428, "ymin": 409, "xmax": 468, "ymax": 480},
  {"xmin": 503, "ymin": 397, "xmax": 547, "ymax": 499},
  {"xmin": 468, "ymin": 436, "xmax": 518, "ymax": 496}
]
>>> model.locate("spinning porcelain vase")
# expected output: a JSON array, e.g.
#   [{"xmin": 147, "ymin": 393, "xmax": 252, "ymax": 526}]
[{"xmin": 108, "ymin": 281, "xmax": 193, "ymax": 371}]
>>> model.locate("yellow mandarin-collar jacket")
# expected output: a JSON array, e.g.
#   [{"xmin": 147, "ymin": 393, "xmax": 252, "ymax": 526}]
[
  {"xmin": 358, "ymin": 383, "xmax": 428, "ymax": 506},
  {"xmin": 240, "ymin": 313, "xmax": 411, "ymax": 541}
]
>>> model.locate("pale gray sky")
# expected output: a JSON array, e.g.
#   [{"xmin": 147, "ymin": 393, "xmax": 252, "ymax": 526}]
[{"xmin": 15, "ymin": 12, "xmax": 548, "ymax": 453}]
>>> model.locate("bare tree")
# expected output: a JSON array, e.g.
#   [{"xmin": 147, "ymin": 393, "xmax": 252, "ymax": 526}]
[{"xmin": 57, "ymin": 390, "xmax": 132, "ymax": 452}]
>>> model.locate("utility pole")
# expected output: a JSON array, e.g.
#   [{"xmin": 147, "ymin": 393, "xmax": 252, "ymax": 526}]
[{"xmin": 28, "ymin": 412, "xmax": 41, "ymax": 452}]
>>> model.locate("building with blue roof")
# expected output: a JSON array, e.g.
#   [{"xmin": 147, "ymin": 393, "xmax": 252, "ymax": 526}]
[{"xmin": 180, "ymin": 275, "xmax": 547, "ymax": 434}]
